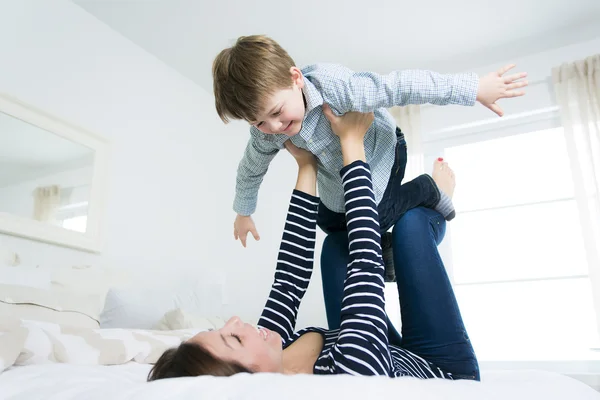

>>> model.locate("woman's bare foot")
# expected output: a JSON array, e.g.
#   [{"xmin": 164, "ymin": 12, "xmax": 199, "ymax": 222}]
[{"xmin": 432, "ymin": 158, "xmax": 456, "ymax": 199}]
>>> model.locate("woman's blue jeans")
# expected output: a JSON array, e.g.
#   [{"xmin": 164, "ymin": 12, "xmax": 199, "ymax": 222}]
[{"xmin": 320, "ymin": 207, "xmax": 480, "ymax": 380}]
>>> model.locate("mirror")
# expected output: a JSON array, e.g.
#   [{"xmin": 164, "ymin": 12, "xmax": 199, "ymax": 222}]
[
  {"xmin": 0, "ymin": 112, "xmax": 94, "ymax": 232},
  {"xmin": 0, "ymin": 93, "xmax": 109, "ymax": 253}
]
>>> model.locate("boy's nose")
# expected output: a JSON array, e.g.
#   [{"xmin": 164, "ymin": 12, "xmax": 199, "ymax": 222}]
[{"xmin": 268, "ymin": 120, "xmax": 282, "ymax": 132}]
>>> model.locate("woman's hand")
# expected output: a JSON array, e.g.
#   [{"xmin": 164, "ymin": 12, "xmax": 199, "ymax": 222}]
[
  {"xmin": 322, "ymin": 104, "xmax": 373, "ymax": 166},
  {"xmin": 284, "ymin": 140, "xmax": 317, "ymax": 168},
  {"xmin": 323, "ymin": 104, "xmax": 374, "ymax": 144}
]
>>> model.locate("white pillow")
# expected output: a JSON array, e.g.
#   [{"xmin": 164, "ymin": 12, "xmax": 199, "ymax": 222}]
[
  {"xmin": 100, "ymin": 283, "xmax": 223, "ymax": 329},
  {"xmin": 0, "ymin": 327, "xmax": 26, "ymax": 372},
  {"xmin": 154, "ymin": 308, "xmax": 225, "ymax": 331},
  {"xmin": 0, "ymin": 283, "xmax": 103, "ymax": 329}
]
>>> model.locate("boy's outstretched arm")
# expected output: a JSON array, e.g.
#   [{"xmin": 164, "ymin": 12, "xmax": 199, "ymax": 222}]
[
  {"xmin": 323, "ymin": 64, "xmax": 527, "ymax": 117},
  {"xmin": 233, "ymin": 128, "xmax": 281, "ymax": 247}
]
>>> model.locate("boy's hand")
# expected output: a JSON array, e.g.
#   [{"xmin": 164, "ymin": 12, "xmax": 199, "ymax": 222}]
[
  {"xmin": 322, "ymin": 104, "xmax": 374, "ymax": 143},
  {"xmin": 477, "ymin": 64, "xmax": 528, "ymax": 117},
  {"xmin": 284, "ymin": 141, "xmax": 317, "ymax": 168},
  {"xmin": 234, "ymin": 214, "xmax": 260, "ymax": 248}
]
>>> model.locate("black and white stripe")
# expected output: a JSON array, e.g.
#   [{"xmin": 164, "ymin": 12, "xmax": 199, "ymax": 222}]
[
  {"xmin": 257, "ymin": 161, "xmax": 452, "ymax": 379},
  {"xmin": 257, "ymin": 191, "xmax": 319, "ymax": 342}
]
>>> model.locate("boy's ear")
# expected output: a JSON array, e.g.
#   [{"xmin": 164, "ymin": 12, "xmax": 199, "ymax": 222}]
[{"xmin": 290, "ymin": 67, "xmax": 304, "ymax": 89}]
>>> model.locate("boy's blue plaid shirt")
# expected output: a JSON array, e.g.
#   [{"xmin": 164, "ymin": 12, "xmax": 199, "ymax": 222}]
[{"xmin": 234, "ymin": 63, "xmax": 478, "ymax": 215}]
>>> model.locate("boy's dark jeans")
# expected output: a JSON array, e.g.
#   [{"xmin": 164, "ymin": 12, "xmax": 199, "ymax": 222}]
[{"xmin": 317, "ymin": 127, "xmax": 440, "ymax": 234}]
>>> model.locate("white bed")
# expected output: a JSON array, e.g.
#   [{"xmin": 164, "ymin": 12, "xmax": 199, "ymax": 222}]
[
  {"xmin": 1, "ymin": 266, "xmax": 598, "ymax": 400},
  {"xmin": 0, "ymin": 363, "xmax": 598, "ymax": 400}
]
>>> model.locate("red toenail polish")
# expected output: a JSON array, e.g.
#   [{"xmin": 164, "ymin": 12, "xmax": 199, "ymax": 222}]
[{"xmin": 438, "ymin": 157, "xmax": 443, "ymax": 161}]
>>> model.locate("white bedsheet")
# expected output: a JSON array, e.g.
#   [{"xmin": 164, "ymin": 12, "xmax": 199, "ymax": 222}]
[{"xmin": 0, "ymin": 363, "xmax": 598, "ymax": 400}]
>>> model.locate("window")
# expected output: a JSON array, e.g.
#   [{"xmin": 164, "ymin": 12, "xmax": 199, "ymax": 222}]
[
  {"xmin": 426, "ymin": 125, "xmax": 599, "ymax": 361},
  {"xmin": 61, "ymin": 215, "xmax": 88, "ymax": 233},
  {"xmin": 56, "ymin": 201, "xmax": 89, "ymax": 233}
]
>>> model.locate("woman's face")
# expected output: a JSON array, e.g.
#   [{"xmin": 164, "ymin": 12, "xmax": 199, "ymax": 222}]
[{"xmin": 188, "ymin": 316, "xmax": 283, "ymax": 372}]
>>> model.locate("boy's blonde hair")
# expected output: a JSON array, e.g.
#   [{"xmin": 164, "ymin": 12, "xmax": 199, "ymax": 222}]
[{"xmin": 212, "ymin": 35, "xmax": 296, "ymax": 123}]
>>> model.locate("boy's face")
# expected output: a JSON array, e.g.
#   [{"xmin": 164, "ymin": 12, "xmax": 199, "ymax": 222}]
[{"xmin": 251, "ymin": 67, "xmax": 306, "ymax": 136}]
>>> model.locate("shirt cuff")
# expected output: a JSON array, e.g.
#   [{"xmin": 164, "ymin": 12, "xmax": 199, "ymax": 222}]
[
  {"xmin": 233, "ymin": 197, "xmax": 257, "ymax": 216},
  {"xmin": 450, "ymin": 72, "xmax": 479, "ymax": 106}
]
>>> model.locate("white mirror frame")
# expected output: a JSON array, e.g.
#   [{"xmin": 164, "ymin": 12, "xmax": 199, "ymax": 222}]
[{"xmin": 0, "ymin": 93, "xmax": 109, "ymax": 253}]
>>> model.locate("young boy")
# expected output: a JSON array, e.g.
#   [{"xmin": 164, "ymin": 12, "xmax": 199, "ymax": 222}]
[{"xmin": 213, "ymin": 35, "xmax": 527, "ymax": 248}]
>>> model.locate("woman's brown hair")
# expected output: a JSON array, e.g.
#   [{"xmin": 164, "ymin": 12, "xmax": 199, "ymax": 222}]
[{"xmin": 147, "ymin": 342, "xmax": 251, "ymax": 381}]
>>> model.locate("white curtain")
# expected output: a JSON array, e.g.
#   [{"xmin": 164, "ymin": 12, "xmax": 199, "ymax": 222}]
[
  {"xmin": 33, "ymin": 185, "xmax": 61, "ymax": 224},
  {"xmin": 552, "ymin": 54, "xmax": 600, "ymax": 336},
  {"xmin": 389, "ymin": 105, "xmax": 423, "ymax": 182}
]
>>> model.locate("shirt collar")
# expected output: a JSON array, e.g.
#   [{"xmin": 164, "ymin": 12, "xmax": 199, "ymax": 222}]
[{"xmin": 302, "ymin": 77, "xmax": 323, "ymax": 115}]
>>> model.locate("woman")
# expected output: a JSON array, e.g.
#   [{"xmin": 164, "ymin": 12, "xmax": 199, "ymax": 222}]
[{"xmin": 148, "ymin": 109, "xmax": 479, "ymax": 381}]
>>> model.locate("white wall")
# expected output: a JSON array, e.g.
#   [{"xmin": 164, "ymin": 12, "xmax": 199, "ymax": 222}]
[{"xmin": 0, "ymin": 1, "xmax": 327, "ymax": 327}]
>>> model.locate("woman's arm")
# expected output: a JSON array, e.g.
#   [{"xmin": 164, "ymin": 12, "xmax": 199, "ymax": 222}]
[
  {"xmin": 322, "ymin": 105, "xmax": 392, "ymax": 376},
  {"xmin": 289, "ymin": 143, "xmax": 318, "ymax": 197},
  {"xmin": 257, "ymin": 143, "xmax": 319, "ymax": 343}
]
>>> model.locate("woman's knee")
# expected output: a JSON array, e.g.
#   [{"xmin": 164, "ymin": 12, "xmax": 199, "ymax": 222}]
[
  {"xmin": 392, "ymin": 207, "xmax": 446, "ymax": 247},
  {"xmin": 394, "ymin": 207, "xmax": 431, "ymax": 230}
]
